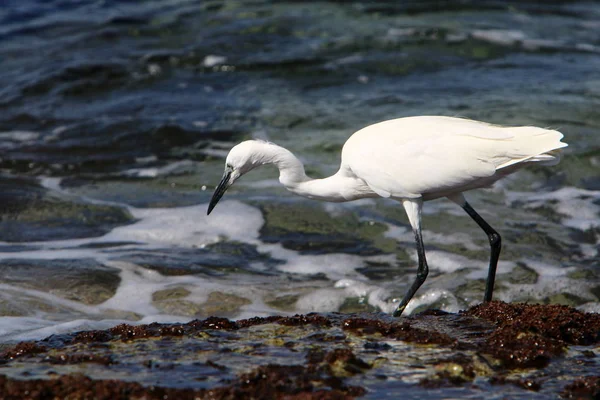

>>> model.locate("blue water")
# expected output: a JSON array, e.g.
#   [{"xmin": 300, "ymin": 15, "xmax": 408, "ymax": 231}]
[{"xmin": 0, "ymin": 0, "xmax": 599, "ymax": 373}]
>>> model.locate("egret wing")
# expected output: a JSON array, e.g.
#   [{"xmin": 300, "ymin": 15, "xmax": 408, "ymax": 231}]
[
  {"xmin": 343, "ymin": 125, "xmax": 498, "ymax": 198},
  {"xmin": 342, "ymin": 116, "xmax": 566, "ymax": 199}
]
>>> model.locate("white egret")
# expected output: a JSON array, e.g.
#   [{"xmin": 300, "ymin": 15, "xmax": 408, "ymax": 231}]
[{"xmin": 207, "ymin": 116, "xmax": 568, "ymax": 316}]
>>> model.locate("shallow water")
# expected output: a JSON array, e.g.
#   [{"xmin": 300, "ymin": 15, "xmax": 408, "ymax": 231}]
[{"xmin": 0, "ymin": 0, "xmax": 599, "ymax": 349}]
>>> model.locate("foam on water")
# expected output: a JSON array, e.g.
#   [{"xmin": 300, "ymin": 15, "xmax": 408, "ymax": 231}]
[
  {"xmin": 412, "ymin": 249, "xmax": 515, "ymax": 274},
  {"xmin": 110, "ymin": 200, "xmax": 263, "ymax": 247},
  {"xmin": 1, "ymin": 319, "xmax": 133, "ymax": 343},
  {"xmin": 1, "ymin": 0, "xmax": 599, "ymax": 354},
  {"xmin": 0, "ymin": 284, "xmax": 101, "ymax": 315},
  {"xmin": 507, "ymin": 187, "xmax": 600, "ymax": 232},
  {"xmin": 97, "ymin": 262, "xmax": 169, "ymax": 316},
  {"xmin": 334, "ymin": 279, "xmax": 395, "ymax": 313},
  {"xmin": 384, "ymin": 224, "xmax": 482, "ymax": 254},
  {"xmin": 0, "ymin": 197, "xmax": 397, "ymax": 341},
  {"xmin": 471, "ymin": 29, "xmax": 527, "ymax": 46},
  {"xmin": 0, "ymin": 200, "xmax": 266, "ymax": 341},
  {"xmin": 402, "ymin": 289, "xmax": 461, "ymax": 315},
  {"xmin": 265, "ymin": 244, "xmax": 394, "ymax": 281},
  {"xmin": 0, "ymin": 184, "xmax": 597, "ymax": 342},
  {"xmin": 469, "ymin": 28, "xmax": 600, "ymax": 53},
  {"xmin": 294, "ymin": 288, "xmax": 349, "ymax": 313},
  {"xmin": 120, "ymin": 160, "xmax": 198, "ymax": 179},
  {"xmin": 0, "ymin": 131, "xmax": 42, "ymax": 152}
]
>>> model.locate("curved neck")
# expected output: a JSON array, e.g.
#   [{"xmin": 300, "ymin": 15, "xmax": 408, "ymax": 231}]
[
  {"xmin": 259, "ymin": 143, "xmax": 309, "ymax": 188},
  {"xmin": 256, "ymin": 142, "xmax": 373, "ymax": 202}
]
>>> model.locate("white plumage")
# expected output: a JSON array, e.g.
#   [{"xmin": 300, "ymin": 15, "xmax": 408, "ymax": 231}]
[
  {"xmin": 343, "ymin": 116, "xmax": 566, "ymax": 200},
  {"xmin": 207, "ymin": 116, "xmax": 568, "ymax": 316}
]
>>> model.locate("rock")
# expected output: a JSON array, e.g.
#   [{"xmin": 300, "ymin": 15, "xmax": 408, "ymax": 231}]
[
  {"xmin": 152, "ymin": 290, "xmax": 251, "ymax": 318},
  {"xmin": 0, "ymin": 176, "xmax": 133, "ymax": 242},
  {"xmin": 1, "ymin": 302, "xmax": 600, "ymax": 398},
  {"xmin": 0, "ymin": 258, "xmax": 120, "ymax": 305},
  {"xmin": 258, "ymin": 202, "xmax": 390, "ymax": 255},
  {"xmin": 507, "ymin": 263, "xmax": 539, "ymax": 284}
]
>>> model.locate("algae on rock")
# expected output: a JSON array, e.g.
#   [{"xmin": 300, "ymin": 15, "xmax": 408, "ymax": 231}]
[{"xmin": 257, "ymin": 201, "xmax": 392, "ymax": 255}]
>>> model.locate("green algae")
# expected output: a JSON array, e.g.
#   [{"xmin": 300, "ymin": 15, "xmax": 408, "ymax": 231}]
[
  {"xmin": 568, "ymin": 268, "xmax": 599, "ymax": 281},
  {"xmin": 148, "ymin": 288, "xmax": 193, "ymax": 317},
  {"xmin": 0, "ymin": 297, "xmax": 63, "ymax": 317},
  {"xmin": 100, "ymin": 310, "xmax": 142, "ymax": 321},
  {"xmin": 591, "ymin": 286, "xmax": 600, "ymax": 301},
  {"xmin": 557, "ymin": 148, "xmax": 600, "ymax": 188},
  {"xmin": 264, "ymin": 294, "xmax": 300, "ymax": 312},
  {"xmin": 13, "ymin": 198, "xmax": 131, "ymax": 226},
  {"xmin": 339, "ymin": 297, "xmax": 378, "ymax": 314},
  {"xmin": 356, "ymin": 259, "xmax": 408, "ymax": 281},
  {"xmin": 0, "ymin": 177, "xmax": 134, "ymax": 242},
  {"xmin": 0, "ymin": 259, "xmax": 121, "ymax": 306},
  {"xmin": 63, "ymin": 179, "xmax": 210, "ymax": 208},
  {"xmin": 455, "ymin": 278, "xmax": 508, "ymax": 305},
  {"xmin": 200, "ymin": 292, "xmax": 252, "ymax": 316},
  {"xmin": 152, "ymin": 287, "xmax": 191, "ymax": 302},
  {"xmin": 152, "ymin": 290, "xmax": 252, "ymax": 318},
  {"xmin": 542, "ymin": 293, "xmax": 590, "ymax": 307},
  {"xmin": 507, "ymin": 263, "xmax": 539, "ymax": 285},
  {"xmin": 257, "ymin": 201, "xmax": 390, "ymax": 255}
]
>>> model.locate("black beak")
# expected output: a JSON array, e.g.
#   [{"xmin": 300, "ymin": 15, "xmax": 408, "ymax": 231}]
[{"xmin": 207, "ymin": 169, "xmax": 232, "ymax": 215}]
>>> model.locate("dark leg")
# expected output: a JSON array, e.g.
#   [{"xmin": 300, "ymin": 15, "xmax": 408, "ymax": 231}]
[
  {"xmin": 462, "ymin": 201, "xmax": 502, "ymax": 302},
  {"xmin": 393, "ymin": 227, "xmax": 429, "ymax": 317}
]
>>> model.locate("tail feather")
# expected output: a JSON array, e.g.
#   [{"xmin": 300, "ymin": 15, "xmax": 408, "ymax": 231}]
[
  {"xmin": 497, "ymin": 127, "xmax": 567, "ymax": 170},
  {"xmin": 525, "ymin": 149, "xmax": 563, "ymax": 166}
]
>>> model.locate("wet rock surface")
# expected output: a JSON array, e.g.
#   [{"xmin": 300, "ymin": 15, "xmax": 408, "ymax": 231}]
[
  {"xmin": 0, "ymin": 176, "xmax": 134, "ymax": 242},
  {"xmin": 561, "ymin": 376, "xmax": 600, "ymax": 399},
  {"xmin": 0, "ymin": 258, "xmax": 121, "ymax": 306},
  {"xmin": 115, "ymin": 242, "xmax": 280, "ymax": 277},
  {"xmin": 258, "ymin": 202, "xmax": 392, "ymax": 255},
  {"xmin": 1, "ymin": 302, "xmax": 599, "ymax": 399}
]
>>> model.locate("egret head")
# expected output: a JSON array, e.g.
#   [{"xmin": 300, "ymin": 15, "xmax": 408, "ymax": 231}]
[{"xmin": 207, "ymin": 140, "xmax": 265, "ymax": 215}]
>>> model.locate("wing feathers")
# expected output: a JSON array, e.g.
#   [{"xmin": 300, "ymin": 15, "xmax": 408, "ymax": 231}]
[{"xmin": 343, "ymin": 116, "xmax": 567, "ymax": 199}]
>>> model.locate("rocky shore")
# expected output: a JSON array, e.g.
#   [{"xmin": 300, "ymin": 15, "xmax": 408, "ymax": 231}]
[{"xmin": 1, "ymin": 301, "xmax": 599, "ymax": 399}]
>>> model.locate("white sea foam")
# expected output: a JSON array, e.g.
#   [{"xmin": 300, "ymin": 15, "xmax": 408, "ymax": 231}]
[
  {"xmin": 1, "ymin": 183, "xmax": 597, "ymax": 341},
  {"xmin": 0, "ymin": 284, "xmax": 101, "ymax": 315},
  {"xmin": 97, "ymin": 263, "xmax": 165, "ymax": 315},
  {"xmin": 471, "ymin": 29, "xmax": 526, "ymax": 46},
  {"xmin": 578, "ymin": 303, "xmax": 600, "ymax": 313},
  {"xmin": 0, "ymin": 130, "xmax": 40, "ymax": 142},
  {"xmin": 0, "ymin": 319, "xmax": 132, "ymax": 343},
  {"xmin": 202, "ymin": 55, "xmax": 227, "ymax": 68},
  {"xmin": 0, "ymin": 199, "xmax": 398, "ymax": 340},
  {"xmin": 403, "ymin": 247, "xmax": 515, "ymax": 276},
  {"xmin": 335, "ymin": 279, "xmax": 394, "ymax": 313},
  {"xmin": 266, "ymin": 245, "xmax": 365, "ymax": 280},
  {"xmin": 0, "ymin": 131, "xmax": 41, "ymax": 151},
  {"xmin": 507, "ymin": 187, "xmax": 600, "ymax": 232},
  {"xmin": 468, "ymin": 29, "xmax": 598, "ymax": 54},
  {"xmin": 402, "ymin": 289, "xmax": 461, "ymax": 315},
  {"xmin": 295, "ymin": 288, "xmax": 347, "ymax": 312},
  {"xmin": 121, "ymin": 160, "xmax": 197, "ymax": 178},
  {"xmin": 0, "ymin": 317, "xmax": 57, "ymax": 339},
  {"xmin": 384, "ymin": 224, "xmax": 481, "ymax": 251},
  {"xmin": 521, "ymin": 259, "xmax": 572, "ymax": 278},
  {"xmin": 109, "ymin": 200, "xmax": 263, "ymax": 247}
]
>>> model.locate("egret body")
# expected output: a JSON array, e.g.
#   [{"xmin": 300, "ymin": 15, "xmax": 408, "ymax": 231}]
[{"xmin": 207, "ymin": 116, "xmax": 568, "ymax": 316}]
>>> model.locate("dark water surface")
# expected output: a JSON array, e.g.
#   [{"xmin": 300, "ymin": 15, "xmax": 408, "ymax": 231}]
[{"xmin": 0, "ymin": 3, "xmax": 599, "ymax": 391}]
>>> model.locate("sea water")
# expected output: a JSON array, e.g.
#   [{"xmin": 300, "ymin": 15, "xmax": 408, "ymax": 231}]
[{"xmin": 0, "ymin": 0, "xmax": 598, "ymax": 342}]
